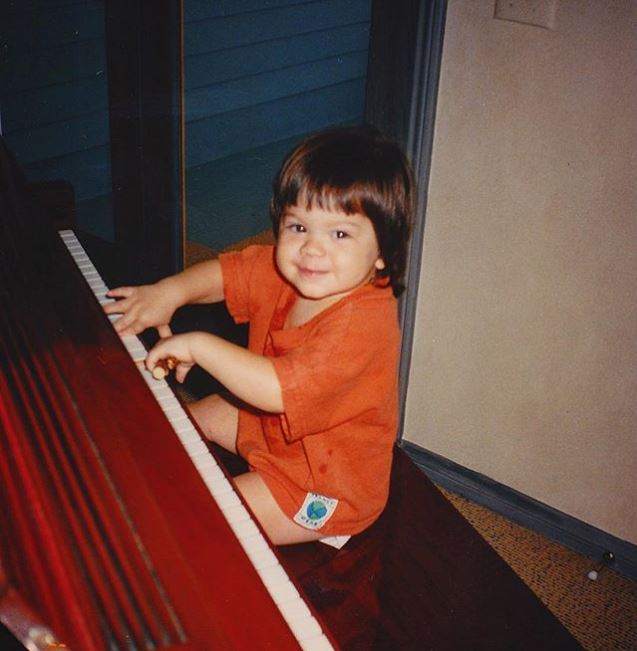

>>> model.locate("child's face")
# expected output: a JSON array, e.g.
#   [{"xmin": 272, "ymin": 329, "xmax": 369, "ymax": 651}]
[{"xmin": 275, "ymin": 202, "xmax": 385, "ymax": 307}]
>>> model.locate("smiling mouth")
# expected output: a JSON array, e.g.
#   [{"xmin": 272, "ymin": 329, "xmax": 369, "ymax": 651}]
[{"xmin": 298, "ymin": 267, "xmax": 329, "ymax": 278}]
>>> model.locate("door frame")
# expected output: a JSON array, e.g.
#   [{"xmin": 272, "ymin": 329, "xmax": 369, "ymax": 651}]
[
  {"xmin": 103, "ymin": 0, "xmax": 185, "ymax": 286},
  {"xmin": 365, "ymin": 0, "xmax": 448, "ymax": 439}
]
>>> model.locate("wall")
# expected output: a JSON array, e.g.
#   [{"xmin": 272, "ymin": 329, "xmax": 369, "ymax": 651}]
[{"xmin": 403, "ymin": 0, "xmax": 637, "ymax": 544}]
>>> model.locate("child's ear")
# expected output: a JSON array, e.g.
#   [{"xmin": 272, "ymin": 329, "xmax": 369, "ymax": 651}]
[{"xmin": 374, "ymin": 257, "xmax": 386, "ymax": 271}]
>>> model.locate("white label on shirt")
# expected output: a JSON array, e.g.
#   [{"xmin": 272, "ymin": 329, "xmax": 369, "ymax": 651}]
[{"xmin": 293, "ymin": 492, "xmax": 339, "ymax": 530}]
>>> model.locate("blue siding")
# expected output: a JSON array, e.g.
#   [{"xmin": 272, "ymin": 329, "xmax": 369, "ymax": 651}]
[
  {"xmin": 185, "ymin": 22, "xmax": 369, "ymax": 89},
  {"xmin": 1, "ymin": 39, "xmax": 106, "ymax": 91},
  {"xmin": 23, "ymin": 143, "xmax": 112, "ymax": 201},
  {"xmin": 3, "ymin": 77, "xmax": 108, "ymax": 140},
  {"xmin": 0, "ymin": 1, "xmax": 111, "ymax": 202},
  {"xmin": 186, "ymin": 52, "xmax": 365, "ymax": 120},
  {"xmin": 1, "ymin": 2, "xmax": 104, "ymax": 49},
  {"xmin": 187, "ymin": 78, "xmax": 365, "ymax": 166},
  {"xmin": 186, "ymin": 0, "xmax": 314, "ymax": 21},
  {"xmin": 182, "ymin": 0, "xmax": 370, "ymax": 248},
  {"xmin": 0, "ymin": 0, "xmax": 371, "ymax": 246},
  {"xmin": 185, "ymin": 0, "xmax": 370, "ymax": 54},
  {"xmin": 183, "ymin": 0, "xmax": 371, "ymax": 166}
]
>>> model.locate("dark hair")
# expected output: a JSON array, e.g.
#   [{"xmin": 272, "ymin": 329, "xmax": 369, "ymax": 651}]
[{"xmin": 270, "ymin": 125, "xmax": 415, "ymax": 296}]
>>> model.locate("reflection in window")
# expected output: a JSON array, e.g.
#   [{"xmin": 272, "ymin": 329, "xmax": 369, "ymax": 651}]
[
  {"xmin": 0, "ymin": 2, "xmax": 113, "ymax": 241},
  {"xmin": 184, "ymin": 0, "xmax": 372, "ymax": 253}
]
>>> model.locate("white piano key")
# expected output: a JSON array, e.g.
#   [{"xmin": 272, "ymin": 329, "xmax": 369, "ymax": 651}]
[
  {"xmin": 161, "ymin": 404, "xmax": 183, "ymax": 418},
  {"xmin": 181, "ymin": 438, "xmax": 209, "ymax": 457},
  {"xmin": 173, "ymin": 422, "xmax": 197, "ymax": 438},
  {"xmin": 166, "ymin": 416, "xmax": 191, "ymax": 431},
  {"xmin": 299, "ymin": 634, "xmax": 335, "ymax": 651},
  {"xmin": 214, "ymin": 490, "xmax": 242, "ymax": 510},
  {"xmin": 204, "ymin": 475, "xmax": 233, "ymax": 496},
  {"xmin": 286, "ymin": 619, "xmax": 324, "ymax": 646},
  {"xmin": 236, "ymin": 531, "xmax": 269, "ymax": 554},
  {"xmin": 283, "ymin": 616, "xmax": 324, "ymax": 646},
  {"xmin": 221, "ymin": 504, "xmax": 252, "ymax": 525},
  {"xmin": 191, "ymin": 456, "xmax": 225, "ymax": 477},
  {"xmin": 59, "ymin": 230, "xmax": 334, "ymax": 650},
  {"xmin": 166, "ymin": 412, "xmax": 190, "ymax": 427},
  {"xmin": 227, "ymin": 517, "xmax": 262, "ymax": 542},
  {"xmin": 158, "ymin": 402, "xmax": 185, "ymax": 419},
  {"xmin": 257, "ymin": 574, "xmax": 301, "ymax": 608},
  {"xmin": 173, "ymin": 426, "xmax": 201, "ymax": 442},
  {"xmin": 190, "ymin": 454, "xmax": 221, "ymax": 469},
  {"xmin": 258, "ymin": 566, "xmax": 299, "ymax": 596},
  {"xmin": 279, "ymin": 597, "xmax": 315, "ymax": 625},
  {"xmin": 244, "ymin": 547, "xmax": 280, "ymax": 572},
  {"xmin": 148, "ymin": 385, "xmax": 173, "ymax": 399},
  {"xmin": 122, "ymin": 337, "xmax": 146, "ymax": 360}
]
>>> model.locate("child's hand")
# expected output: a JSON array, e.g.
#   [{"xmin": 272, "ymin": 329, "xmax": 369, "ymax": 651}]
[
  {"xmin": 145, "ymin": 333, "xmax": 198, "ymax": 383},
  {"xmin": 104, "ymin": 282, "xmax": 180, "ymax": 337}
]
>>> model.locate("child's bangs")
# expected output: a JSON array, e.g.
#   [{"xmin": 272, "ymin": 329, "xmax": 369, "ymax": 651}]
[{"xmin": 294, "ymin": 179, "xmax": 375, "ymax": 218}]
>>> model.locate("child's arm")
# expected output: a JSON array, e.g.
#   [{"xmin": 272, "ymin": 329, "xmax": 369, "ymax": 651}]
[
  {"xmin": 104, "ymin": 258, "xmax": 224, "ymax": 336},
  {"xmin": 145, "ymin": 331, "xmax": 284, "ymax": 413}
]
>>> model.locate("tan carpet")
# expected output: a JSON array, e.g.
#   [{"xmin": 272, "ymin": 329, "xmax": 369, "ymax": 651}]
[{"xmin": 441, "ymin": 489, "xmax": 637, "ymax": 651}]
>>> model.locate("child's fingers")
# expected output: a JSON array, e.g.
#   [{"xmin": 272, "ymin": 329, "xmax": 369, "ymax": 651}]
[
  {"xmin": 174, "ymin": 363, "xmax": 193, "ymax": 384},
  {"xmin": 106, "ymin": 286, "xmax": 134, "ymax": 298},
  {"xmin": 157, "ymin": 324, "xmax": 173, "ymax": 339},
  {"xmin": 151, "ymin": 356, "xmax": 179, "ymax": 380},
  {"xmin": 103, "ymin": 299, "xmax": 126, "ymax": 315},
  {"xmin": 144, "ymin": 344, "xmax": 163, "ymax": 371},
  {"xmin": 145, "ymin": 337, "xmax": 191, "ymax": 382},
  {"xmin": 112, "ymin": 314, "xmax": 140, "ymax": 335},
  {"xmin": 106, "ymin": 304, "xmax": 162, "ymax": 334},
  {"xmin": 103, "ymin": 288, "xmax": 134, "ymax": 314}
]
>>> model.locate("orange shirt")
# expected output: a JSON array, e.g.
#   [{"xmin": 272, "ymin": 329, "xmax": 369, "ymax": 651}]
[{"xmin": 220, "ymin": 245, "xmax": 400, "ymax": 536}]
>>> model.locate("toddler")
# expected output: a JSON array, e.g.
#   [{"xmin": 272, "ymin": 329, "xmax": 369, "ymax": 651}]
[{"xmin": 105, "ymin": 126, "xmax": 415, "ymax": 545}]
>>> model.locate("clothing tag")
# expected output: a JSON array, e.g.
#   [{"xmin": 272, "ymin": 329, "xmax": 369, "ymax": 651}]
[
  {"xmin": 293, "ymin": 492, "xmax": 339, "ymax": 530},
  {"xmin": 319, "ymin": 535, "xmax": 351, "ymax": 549}
]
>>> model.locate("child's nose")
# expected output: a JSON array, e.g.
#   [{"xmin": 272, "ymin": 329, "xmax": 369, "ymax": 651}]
[{"xmin": 301, "ymin": 235, "xmax": 325, "ymax": 256}]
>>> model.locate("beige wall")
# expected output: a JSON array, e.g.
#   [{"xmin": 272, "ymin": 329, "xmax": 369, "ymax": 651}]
[{"xmin": 403, "ymin": 0, "xmax": 637, "ymax": 544}]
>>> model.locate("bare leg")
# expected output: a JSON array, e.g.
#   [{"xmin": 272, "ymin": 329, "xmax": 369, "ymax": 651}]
[
  {"xmin": 188, "ymin": 393, "xmax": 238, "ymax": 453},
  {"xmin": 191, "ymin": 396, "xmax": 320, "ymax": 545},
  {"xmin": 234, "ymin": 472, "xmax": 323, "ymax": 546}
]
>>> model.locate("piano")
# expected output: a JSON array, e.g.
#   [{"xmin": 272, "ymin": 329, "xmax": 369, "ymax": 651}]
[
  {"xmin": 0, "ymin": 140, "xmax": 334, "ymax": 650},
  {"xmin": 0, "ymin": 137, "xmax": 583, "ymax": 650}
]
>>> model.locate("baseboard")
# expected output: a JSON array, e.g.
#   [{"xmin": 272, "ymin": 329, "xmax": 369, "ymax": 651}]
[{"xmin": 401, "ymin": 440, "xmax": 637, "ymax": 581}]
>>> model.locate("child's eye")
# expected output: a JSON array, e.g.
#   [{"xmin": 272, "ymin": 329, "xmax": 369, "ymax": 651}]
[
  {"xmin": 287, "ymin": 223, "xmax": 306, "ymax": 233},
  {"xmin": 334, "ymin": 230, "xmax": 349, "ymax": 239}
]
